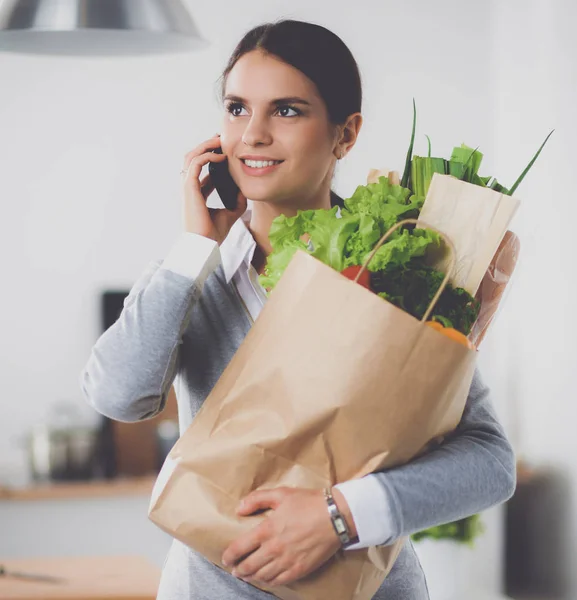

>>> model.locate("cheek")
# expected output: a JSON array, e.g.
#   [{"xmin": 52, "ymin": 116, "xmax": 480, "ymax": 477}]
[
  {"xmin": 296, "ymin": 121, "xmax": 334, "ymax": 161},
  {"xmin": 219, "ymin": 117, "xmax": 242, "ymax": 148},
  {"xmin": 290, "ymin": 131, "xmax": 333, "ymax": 178}
]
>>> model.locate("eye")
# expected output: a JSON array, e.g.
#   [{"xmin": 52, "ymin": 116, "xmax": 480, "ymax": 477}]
[
  {"xmin": 276, "ymin": 105, "xmax": 301, "ymax": 117},
  {"xmin": 226, "ymin": 102, "xmax": 248, "ymax": 117}
]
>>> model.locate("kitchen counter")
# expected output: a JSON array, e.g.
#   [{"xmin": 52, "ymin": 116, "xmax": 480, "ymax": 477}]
[
  {"xmin": 0, "ymin": 476, "xmax": 156, "ymax": 502},
  {"xmin": 0, "ymin": 555, "xmax": 160, "ymax": 599}
]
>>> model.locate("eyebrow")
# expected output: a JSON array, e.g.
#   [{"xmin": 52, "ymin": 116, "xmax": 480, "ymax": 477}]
[{"xmin": 223, "ymin": 95, "xmax": 312, "ymax": 106}]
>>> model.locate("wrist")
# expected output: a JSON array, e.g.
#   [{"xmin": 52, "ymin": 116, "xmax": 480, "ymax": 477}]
[{"xmin": 329, "ymin": 487, "xmax": 358, "ymax": 540}]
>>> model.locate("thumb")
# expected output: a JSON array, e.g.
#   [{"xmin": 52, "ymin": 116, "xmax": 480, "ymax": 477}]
[
  {"xmin": 229, "ymin": 192, "xmax": 248, "ymax": 219},
  {"xmin": 214, "ymin": 192, "xmax": 247, "ymax": 235}
]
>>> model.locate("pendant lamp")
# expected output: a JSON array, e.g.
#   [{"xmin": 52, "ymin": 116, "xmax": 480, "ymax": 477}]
[{"xmin": 0, "ymin": 0, "xmax": 207, "ymax": 56}]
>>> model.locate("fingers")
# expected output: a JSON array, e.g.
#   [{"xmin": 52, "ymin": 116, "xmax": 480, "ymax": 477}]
[
  {"xmin": 248, "ymin": 559, "xmax": 285, "ymax": 585},
  {"xmin": 222, "ymin": 530, "xmax": 262, "ymax": 568},
  {"xmin": 231, "ymin": 546, "xmax": 277, "ymax": 580},
  {"xmin": 180, "ymin": 134, "xmax": 224, "ymax": 184},
  {"xmin": 182, "ymin": 151, "xmax": 226, "ymax": 185},
  {"xmin": 199, "ymin": 173, "xmax": 215, "ymax": 198},
  {"xmin": 237, "ymin": 489, "xmax": 285, "ymax": 515},
  {"xmin": 182, "ymin": 134, "xmax": 221, "ymax": 169}
]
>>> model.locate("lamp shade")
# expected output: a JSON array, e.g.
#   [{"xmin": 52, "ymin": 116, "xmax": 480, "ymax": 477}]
[{"xmin": 0, "ymin": 0, "xmax": 208, "ymax": 56}]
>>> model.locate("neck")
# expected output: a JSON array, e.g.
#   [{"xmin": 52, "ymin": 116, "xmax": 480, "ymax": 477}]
[{"xmin": 248, "ymin": 190, "xmax": 333, "ymax": 275}]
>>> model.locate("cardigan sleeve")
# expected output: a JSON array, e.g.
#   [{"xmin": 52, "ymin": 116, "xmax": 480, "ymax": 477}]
[
  {"xmin": 79, "ymin": 234, "xmax": 220, "ymax": 422},
  {"xmin": 336, "ymin": 366, "xmax": 516, "ymax": 547}
]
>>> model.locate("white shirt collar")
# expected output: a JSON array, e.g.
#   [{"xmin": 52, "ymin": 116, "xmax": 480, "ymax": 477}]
[
  {"xmin": 219, "ymin": 208, "xmax": 257, "ymax": 284},
  {"xmin": 219, "ymin": 204, "xmax": 341, "ymax": 284}
]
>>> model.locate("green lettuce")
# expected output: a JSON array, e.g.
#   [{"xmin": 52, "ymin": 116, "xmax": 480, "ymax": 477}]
[
  {"xmin": 363, "ymin": 228, "xmax": 442, "ymax": 273},
  {"xmin": 259, "ymin": 176, "xmax": 431, "ymax": 291},
  {"xmin": 342, "ymin": 176, "xmax": 422, "ymax": 228}
]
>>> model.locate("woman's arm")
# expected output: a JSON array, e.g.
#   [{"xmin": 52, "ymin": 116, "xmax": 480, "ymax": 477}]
[
  {"xmin": 79, "ymin": 233, "xmax": 220, "ymax": 423},
  {"xmin": 335, "ymin": 366, "xmax": 517, "ymax": 548}
]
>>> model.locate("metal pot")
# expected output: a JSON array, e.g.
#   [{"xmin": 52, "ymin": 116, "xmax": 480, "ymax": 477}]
[{"xmin": 27, "ymin": 424, "xmax": 98, "ymax": 482}]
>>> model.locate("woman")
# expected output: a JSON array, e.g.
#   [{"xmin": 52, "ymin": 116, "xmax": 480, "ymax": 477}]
[{"xmin": 80, "ymin": 19, "xmax": 516, "ymax": 600}]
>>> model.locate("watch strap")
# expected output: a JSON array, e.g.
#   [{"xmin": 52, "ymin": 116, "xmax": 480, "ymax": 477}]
[{"xmin": 323, "ymin": 487, "xmax": 359, "ymax": 548}]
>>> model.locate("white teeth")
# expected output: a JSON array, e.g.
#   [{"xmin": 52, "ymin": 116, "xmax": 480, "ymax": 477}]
[{"xmin": 243, "ymin": 159, "xmax": 281, "ymax": 168}]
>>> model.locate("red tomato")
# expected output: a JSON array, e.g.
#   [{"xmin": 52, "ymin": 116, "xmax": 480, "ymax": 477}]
[{"xmin": 341, "ymin": 265, "xmax": 371, "ymax": 290}]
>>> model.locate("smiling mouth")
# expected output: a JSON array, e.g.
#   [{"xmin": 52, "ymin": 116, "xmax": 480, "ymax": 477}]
[{"xmin": 241, "ymin": 159, "xmax": 284, "ymax": 169}]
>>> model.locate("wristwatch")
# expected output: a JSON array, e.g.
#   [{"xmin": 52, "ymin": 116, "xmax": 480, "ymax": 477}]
[{"xmin": 323, "ymin": 487, "xmax": 359, "ymax": 548}]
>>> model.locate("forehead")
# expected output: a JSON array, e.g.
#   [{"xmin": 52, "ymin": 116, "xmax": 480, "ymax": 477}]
[{"xmin": 224, "ymin": 50, "xmax": 321, "ymax": 103}]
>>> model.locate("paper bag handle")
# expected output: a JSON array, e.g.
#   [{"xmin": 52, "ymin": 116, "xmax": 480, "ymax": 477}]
[{"xmin": 355, "ymin": 218, "xmax": 457, "ymax": 323}]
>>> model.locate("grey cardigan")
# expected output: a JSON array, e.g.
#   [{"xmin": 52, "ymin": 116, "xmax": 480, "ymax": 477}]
[{"xmin": 80, "ymin": 259, "xmax": 517, "ymax": 600}]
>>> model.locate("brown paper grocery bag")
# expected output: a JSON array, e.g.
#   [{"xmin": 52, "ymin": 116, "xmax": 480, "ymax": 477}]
[{"xmin": 149, "ymin": 219, "xmax": 477, "ymax": 600}]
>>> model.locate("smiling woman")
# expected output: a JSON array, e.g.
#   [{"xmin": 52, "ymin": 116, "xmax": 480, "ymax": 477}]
[
  {"xmin": 217, "ymin": 21, "xmax": 362, "ymax": 216},
  {"xmin": 80, "ymin": 17, "xmax": 516, "ymax": 600},
  {"xmin": 217, "ymin": 46, "xmax": 359, "ymax": 212}
]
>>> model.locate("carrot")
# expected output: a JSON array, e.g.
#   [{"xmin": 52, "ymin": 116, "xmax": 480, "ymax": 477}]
[{"xmin": 426, "ymin": 321, "xmax": 475, "ymax": 350}]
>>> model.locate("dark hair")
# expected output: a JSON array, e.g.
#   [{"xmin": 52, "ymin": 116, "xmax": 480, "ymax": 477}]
[{"xmin": 219, "ymin": 19, "xmax": 362, "ymax": 209}]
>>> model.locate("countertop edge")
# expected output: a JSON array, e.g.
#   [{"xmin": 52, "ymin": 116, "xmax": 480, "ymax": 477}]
[{"xmin": 0, "ymin": 475, "xmax": 156, "ymax": 502}]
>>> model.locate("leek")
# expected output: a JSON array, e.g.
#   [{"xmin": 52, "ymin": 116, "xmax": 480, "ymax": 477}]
[
  {"xmin": 411, "ymin": 156, "xmax": 447, "ymax": 198},
  {"xmin": 450, "ymin": 144, "xmax": 484, "ymax": 178},
  {"xmin": 489, "ymin": 179, "xmax": 509, "ymax": 194}
]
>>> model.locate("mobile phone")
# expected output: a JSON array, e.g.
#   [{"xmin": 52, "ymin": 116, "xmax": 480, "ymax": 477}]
[{"xmin": 208, "ymin": 147, "xmax": 240, "ymax": 211}]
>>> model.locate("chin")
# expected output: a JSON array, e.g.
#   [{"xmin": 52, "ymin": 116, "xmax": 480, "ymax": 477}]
[{"xmin": 240, "ymin": 186, "xmax": 289, "ymax": 205}]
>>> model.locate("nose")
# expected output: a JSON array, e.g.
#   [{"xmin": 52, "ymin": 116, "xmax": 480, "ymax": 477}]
[{"xmin": 241, "ymin": 114, "xmax": 273, "ymax": 147}]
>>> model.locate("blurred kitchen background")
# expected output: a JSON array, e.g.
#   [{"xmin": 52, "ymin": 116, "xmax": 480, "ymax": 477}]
[{"xmin": 0, "ymin": 0, "xmax": 574, "ymax": 599}]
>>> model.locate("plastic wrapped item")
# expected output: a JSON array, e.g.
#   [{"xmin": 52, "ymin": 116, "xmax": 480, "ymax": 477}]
[{"xmin": 469, "ymin": 229, "xmax": 521, "ymax": 347}]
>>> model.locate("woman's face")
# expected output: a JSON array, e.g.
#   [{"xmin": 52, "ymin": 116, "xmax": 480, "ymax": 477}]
[{"xmin": 220, "ymin": 50, "xmax": 340, "ymax": 209}]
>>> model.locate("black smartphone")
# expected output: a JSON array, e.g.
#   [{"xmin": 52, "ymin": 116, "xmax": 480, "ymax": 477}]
[{"xmin": 208, "ymin": 147, "xmax": 240, "ymax": 211}]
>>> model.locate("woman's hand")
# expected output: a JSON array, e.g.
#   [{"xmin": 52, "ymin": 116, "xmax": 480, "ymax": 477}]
[
  {"xmin": 221, "ymin": 487, "xmax": 355, "ymax": 588},
  {"xmin": 181, "ymin": 134, "xmax": 247, "ymax": 245}
]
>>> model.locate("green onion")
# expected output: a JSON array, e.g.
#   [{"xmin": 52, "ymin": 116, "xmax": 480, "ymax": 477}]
[
  {"xmin": 401, "ymin": 99, "xmax": 417, "ymax": 189},
  {"xmin": 507, "ymin": 129, "xmax": 554, "ymax": 195}
]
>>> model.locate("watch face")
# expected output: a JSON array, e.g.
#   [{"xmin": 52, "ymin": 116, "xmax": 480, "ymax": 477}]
[{"xmin": 335, "ymin": 516, "xmax": 347, "ymax": 535}]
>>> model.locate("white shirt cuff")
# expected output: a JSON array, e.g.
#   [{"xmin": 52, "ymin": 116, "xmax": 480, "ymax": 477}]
[
  {"xmin": 334, "ymin": 474, "xmax": 394, "ymax": 550},
  {"xmin": 161, "ymin": 233, "xmax": 221, "ymax": 290}
]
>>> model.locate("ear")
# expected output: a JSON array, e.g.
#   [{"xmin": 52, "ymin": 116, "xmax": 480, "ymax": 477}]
[{"xmin": 334, "ymin": 113, "xmax": 363, "ymax": 159}]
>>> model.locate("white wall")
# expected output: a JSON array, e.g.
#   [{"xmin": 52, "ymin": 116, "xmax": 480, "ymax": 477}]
[
  {"xmin": 488, "ymin": 1, "xmax": 577, "ymax": 598},
  {"xmin": 0, "ymin": 0, "xmax": 495, "ymax": 481},
  {"xmin": 0, "ymin": 0, "xmax": 538, "ymax": 596}
]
